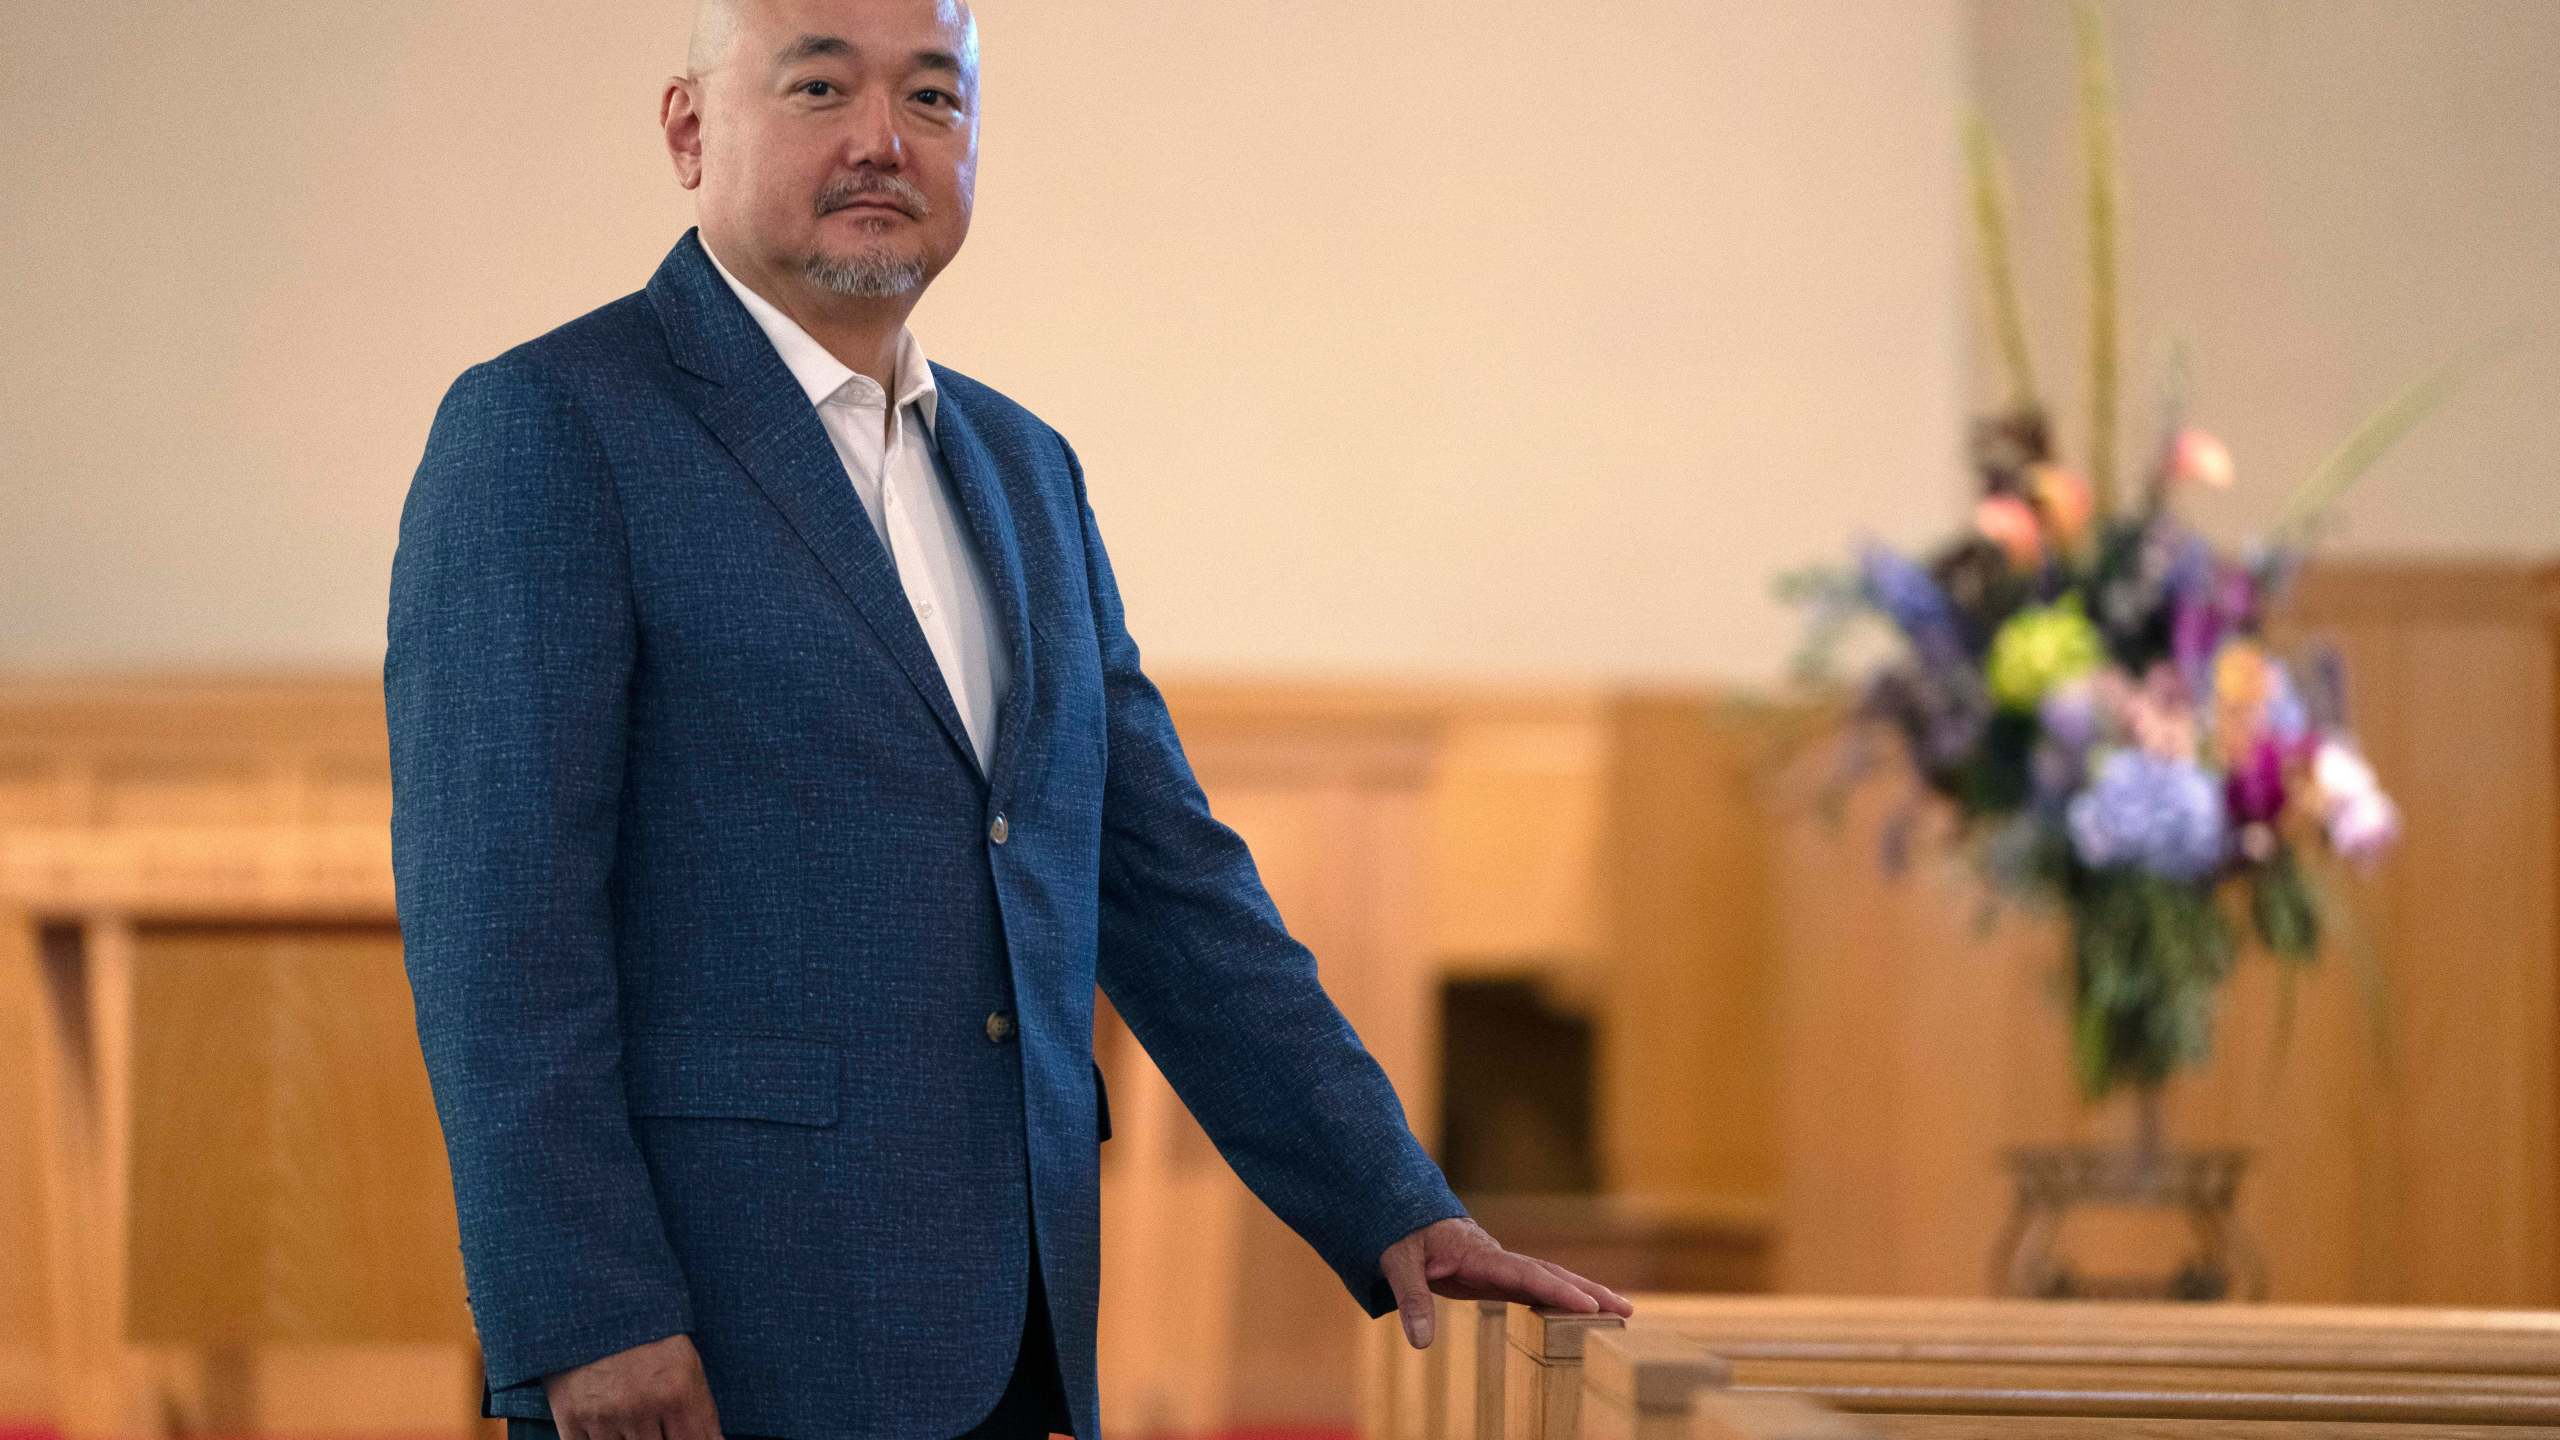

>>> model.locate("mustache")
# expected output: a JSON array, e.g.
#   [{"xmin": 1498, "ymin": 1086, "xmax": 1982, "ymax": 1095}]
[{"xmin": 817, "ymin": 174, "xmax": 929, "ymax": 218}]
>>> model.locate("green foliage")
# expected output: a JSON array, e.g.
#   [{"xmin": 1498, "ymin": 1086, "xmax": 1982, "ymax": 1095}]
[
  {"xmin": 1965, "ymin": 109, "xmax": 2038, "ymax": 411},
  {"xmin": 2249, "ymin": 845, "xmax": 2322, "ymax": 960},
  {"xmin": 2069, "ymin": 869, "xmax": 2237, "ymax": 1099},
  {"xmin": 1955, "ymin": 710, "xmax": 2040, "ymax": 817},
  {"xmin": 2075, "ymin": 0, "xmax": 2122, "ymax": 518},
  {"xmin": 1771, "ymin": 562, "xmax": 1870, "ymax": 689},
  {"xmin": 2270, "ymin": 319, "xmax": 2536, "ymax": 547}
]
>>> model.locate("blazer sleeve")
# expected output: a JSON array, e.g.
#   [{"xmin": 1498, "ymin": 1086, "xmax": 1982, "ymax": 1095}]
[
  {"xmin": 384, "ymin": 353, "xmax": 693, "ymax": 1390},
  {"xmin": 1054, "ymin": 430, "xmax": 1470, "ymax": 1319}
]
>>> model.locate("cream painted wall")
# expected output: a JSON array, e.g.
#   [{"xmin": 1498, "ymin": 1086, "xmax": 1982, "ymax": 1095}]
[
  {"xmin": 0, "ymin": 1, "xmax": 1970, "ymax": 684},
  {"xmin": 1967, "ymin": 0, "xmax": 2560, "ymax": 557}
]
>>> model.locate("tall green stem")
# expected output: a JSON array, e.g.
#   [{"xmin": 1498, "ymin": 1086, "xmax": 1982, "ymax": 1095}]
[
  {"xmin": 2076, "ymin": 1, "xmax": 2122, "ymax": 518},
  {"xmin": 1966, "ymin": 111, "xmax": 2039, "ymax": 413}
]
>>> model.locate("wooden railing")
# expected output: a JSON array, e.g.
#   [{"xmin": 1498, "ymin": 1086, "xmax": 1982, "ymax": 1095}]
[{"xmin": 1368, "ymin": 1294, "xmax": 2560, "ymax": 1440}]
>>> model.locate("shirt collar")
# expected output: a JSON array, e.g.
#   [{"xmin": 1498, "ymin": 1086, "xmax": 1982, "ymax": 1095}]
[{"xmin": 703, "ymin": 239, "xmax": 939, "ymax": 431}]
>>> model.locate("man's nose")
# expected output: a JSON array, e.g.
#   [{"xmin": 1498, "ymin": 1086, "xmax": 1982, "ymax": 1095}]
[{"xmin": 842, "ymin": 90, "xmax": 905, "ymax": 168}]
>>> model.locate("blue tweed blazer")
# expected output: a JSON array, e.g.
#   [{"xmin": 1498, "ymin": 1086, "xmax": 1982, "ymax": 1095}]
[{"xmin": 383, "ymin": 228, "xmax": 1467, "ymax": 1440}]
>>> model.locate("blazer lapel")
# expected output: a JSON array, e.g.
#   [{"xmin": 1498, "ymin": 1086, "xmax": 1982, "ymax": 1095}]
[
  {"xmin": 926, "ymin": 379, "xmax": 1035, "ymax": 799},
  {"xmin": 646, "ymin": 229, "xmax": 985, "ymax": 785}
]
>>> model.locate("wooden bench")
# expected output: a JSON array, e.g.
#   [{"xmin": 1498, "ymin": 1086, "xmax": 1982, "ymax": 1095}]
[{"xmin": 1366, "ymin": 1295, "xmax": 2560, "ymax": 1440}]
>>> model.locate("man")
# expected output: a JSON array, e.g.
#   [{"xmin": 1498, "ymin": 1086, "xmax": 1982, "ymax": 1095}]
[{"xmin": 383, "ymin": 1, "xmax": 1632, "ymax": 1437}]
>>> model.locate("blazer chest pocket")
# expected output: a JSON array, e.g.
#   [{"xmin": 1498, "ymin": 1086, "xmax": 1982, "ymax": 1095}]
[
  {"xmin": 1093, "ymin": 1058, "xmax": 1112, "ymax": 1144},
  {"xmin": 623, "ymin": 1030, "xmax": 843, "ymax": 1127}
]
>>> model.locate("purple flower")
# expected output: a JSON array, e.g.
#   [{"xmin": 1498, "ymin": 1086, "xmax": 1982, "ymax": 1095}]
[
  {"xmin": 2225, "ymin": 738, "xmax": 2287, "ymax": 824},
  {"xmin": 2215, "ymin": 564, "xmax": 2262, "ymax": 633},
  {"xmin": 2162, "ymin": 531, "xmax": 2215, "ymax": 606},
  {"xmin": 1858, "ymin": 540, "xmax": 1968, "ymax": 668},
  {"xmin": 2261, "ymin": 659, "xmax": 2310, "ymax": 751},
  {"xmin": 2173, "ymin": 557, "xmax": 2266, "ymax": 699},
  {"xmin": 1863, "ymin": 664, "xmax": 1987, "ymax": 782},
  {"xmin": 2031, "ymin": 741, "xmax": 2087, "ymax": 810},
  {"xmin": 2067, "ymin": 749, "xmax": 2231, "ymax": 881},
  {"xmin": 2172, "ymin": 595, "xmax": 2226, "ymax": 696},
  {"xmin": 2039, "ymin": 675, "xmax": 2102, "ymax": 752}
]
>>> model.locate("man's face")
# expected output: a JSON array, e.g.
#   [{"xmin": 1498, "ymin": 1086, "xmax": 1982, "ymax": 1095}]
[{"xmin": 673, "ymin": 0, "xmax": 978, "ymax": 303}]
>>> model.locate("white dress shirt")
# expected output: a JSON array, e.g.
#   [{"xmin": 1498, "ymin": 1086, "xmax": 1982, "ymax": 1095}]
[{"xmin": 705, "ymin": 243, "xmax": 1012, "ymax": 776}]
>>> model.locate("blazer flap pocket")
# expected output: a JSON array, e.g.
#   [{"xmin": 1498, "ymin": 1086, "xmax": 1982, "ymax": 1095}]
[{"xmin": 624, "ymin": 1030, "xmax": 842, "ymax": 1127}]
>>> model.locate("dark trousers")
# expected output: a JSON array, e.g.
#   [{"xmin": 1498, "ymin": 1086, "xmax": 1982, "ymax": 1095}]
[{"xmin": 506, "ymin": 1227, "xmax": 1072, "ymax": 1440}]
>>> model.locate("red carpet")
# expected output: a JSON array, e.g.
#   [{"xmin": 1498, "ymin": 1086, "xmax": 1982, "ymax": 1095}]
[{"xmin": 5, "ymin": 1414, "xmax": 1361, "ymax": 1424}]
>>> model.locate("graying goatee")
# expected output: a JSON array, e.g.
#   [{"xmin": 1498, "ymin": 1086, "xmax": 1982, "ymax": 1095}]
[{"xmin": 802, "ymin": 252, "xmax": 926, "ymax": 298}]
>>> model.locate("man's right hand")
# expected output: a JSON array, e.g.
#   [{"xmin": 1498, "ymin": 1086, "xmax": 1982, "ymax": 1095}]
[{"xmin": 541, "ymin": 1332, "xmax": 724, "ymax": 1440}]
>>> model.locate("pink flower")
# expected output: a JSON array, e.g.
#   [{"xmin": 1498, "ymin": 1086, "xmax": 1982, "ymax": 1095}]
[
  {"xmin": 2168, "ymin": 428, "xmax": 2235, "ymax": 489},
  {"xmin": 2312, "ymin": 739, "xmax": 2400, "ymax": 865},
  {"xmin": 2330, "ymin": 793, "xmax": 2401, "ymax": 862},
  {"xmin": 2129, "ymin": 661, "xmax": 2199, "ymax": 760},
  {"xmin": 2029, "ymin": 464, "xmax": 2094, "ymax": 547},
  {"xmin": 1975, "ymin": 494, "xmax": 2046, "ymax": 569}
]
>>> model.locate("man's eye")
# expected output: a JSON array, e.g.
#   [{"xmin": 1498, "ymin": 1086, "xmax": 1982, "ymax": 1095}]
[
  {"xmin": 797, "ymin": 79, "xmax": 838, "ymax": 98},
  {"xmin": 915, "ymin": 89, "xmax": 953, "ymax": 108}
]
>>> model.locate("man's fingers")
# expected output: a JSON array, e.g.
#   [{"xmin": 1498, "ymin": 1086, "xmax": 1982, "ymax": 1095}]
[
  {"xmin": 1530, "ymin": 1255, "xmax": 1633, "ymax": 1316},
  {"xmin": 1524, "ymin": 1255, "xmax": 1604, "ymax": 1312},
  {"xmin": 1380, "ymin": 1241, "xmax": 1436, "ymax": 1349},
  {"xmin": 1468, "ymin": 1249, "xmax": 1588, "ymax": 1313}
]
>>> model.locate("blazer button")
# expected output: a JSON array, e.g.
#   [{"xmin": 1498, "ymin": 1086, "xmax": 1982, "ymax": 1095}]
[
  {"xmin": 986, "ymin": 1011, "xmax": 1016, "ymax": 1044},
  {"xmin": 989, "ymin": 813, "xmax": 1009, "ymax": 845}
]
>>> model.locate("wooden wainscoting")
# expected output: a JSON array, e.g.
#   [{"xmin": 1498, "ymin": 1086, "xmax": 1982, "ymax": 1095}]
[{"xmin": 0, "ymin": 668, "xmax": 1780, "ymax": 1440}]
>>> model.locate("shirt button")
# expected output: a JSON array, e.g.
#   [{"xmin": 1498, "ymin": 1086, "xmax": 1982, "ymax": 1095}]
[
  {"xmin": 918, "ymin": 600, "xmax": 936, "ymax": 618},
  {"xmin": 989, "ymin": 813, "xmax": 1009, "ymax": 845},
  {"xmin": 986, "ymin": 1011, "xmax": 1016, "ymax": 1044}
]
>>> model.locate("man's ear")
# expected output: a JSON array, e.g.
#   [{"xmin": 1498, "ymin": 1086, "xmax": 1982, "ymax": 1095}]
[{"xmin": 661, "ymin": 77, "xmax": 705, "ymax": 190}]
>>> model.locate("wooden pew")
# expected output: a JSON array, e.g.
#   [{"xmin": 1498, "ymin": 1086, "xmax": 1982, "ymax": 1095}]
[
  {"xmin": 1361, "ymin": 1297, "xmax": 1511, "ymax": 1440},
  {"xmin": 1575, "ymin": 1332, "xmax": 1917, "ymax": 1440},
  {"xmin": 1684, "ymin": 1392, "xmax": 1877, "ymax": 1440},
  {"xmin": 1578, "ymin": 1328, "xmax": 1728, "ymax": 1440},
  {"xmin": 1406, "ymin": 1297, "xmax": 2560, "ymax": 1440}
]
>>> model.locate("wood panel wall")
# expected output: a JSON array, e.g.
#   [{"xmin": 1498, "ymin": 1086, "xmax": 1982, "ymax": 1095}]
[{"xmin": 1162, "ymin": 680, "xmax": 1783, "ymax": 1206}]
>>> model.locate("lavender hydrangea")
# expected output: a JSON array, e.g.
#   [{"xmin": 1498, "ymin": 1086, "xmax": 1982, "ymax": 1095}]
[
  {"xmin": 2067, "ymin": 748, "xmax": 2231, "ymax": 881},
  {"xmin": 1858, "ymin": 540, "xmax": 1968, "ymax": 669}
]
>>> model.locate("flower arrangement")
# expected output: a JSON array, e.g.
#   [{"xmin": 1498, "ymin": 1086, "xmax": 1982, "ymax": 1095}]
[{"xmin": 1779, "ymin": 3, "xmax": 2508, "ymax": 1102}]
